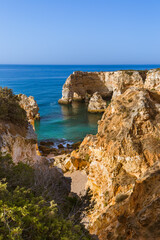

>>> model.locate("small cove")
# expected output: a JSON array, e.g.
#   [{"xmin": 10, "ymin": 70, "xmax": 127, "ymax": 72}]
[{"xmin": 0, "ymin": 64, "xmax": 160, "ymax": 144}]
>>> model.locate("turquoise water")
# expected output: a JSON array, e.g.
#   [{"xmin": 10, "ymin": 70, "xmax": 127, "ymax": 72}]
[{"xmin": 0, "ymin": 65, "xmax": 160, "ymax": 143}]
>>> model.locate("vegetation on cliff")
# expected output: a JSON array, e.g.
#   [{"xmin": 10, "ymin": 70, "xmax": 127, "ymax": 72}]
[
  {"xmin": 0, "ymin": 154, "xmax": 92, "ymax": 240},
  {"xmin": 121, "ymin": 69, "xmax": 148, "ymax": 80},
  {"xmin": 0, "ymin": 87, "xmax": 27, "ymax": 126}
]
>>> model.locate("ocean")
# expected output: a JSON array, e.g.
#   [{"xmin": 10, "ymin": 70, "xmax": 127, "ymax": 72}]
[{"xmin": 0, "ymin": 64, "xmax": 159, "ymax": 144}]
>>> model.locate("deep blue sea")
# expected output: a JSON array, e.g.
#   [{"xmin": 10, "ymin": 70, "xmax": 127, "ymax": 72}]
[{"xmin": 0, "ymin": 65, "xmax": 159, "ymax": 143}]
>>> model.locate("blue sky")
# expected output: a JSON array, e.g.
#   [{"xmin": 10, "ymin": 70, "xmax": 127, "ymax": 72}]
[{"xmin": 0, "ymin": 0, "xmax": 160, "ymax": 64}]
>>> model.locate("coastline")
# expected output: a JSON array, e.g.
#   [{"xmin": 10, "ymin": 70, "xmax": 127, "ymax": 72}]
[
  {"xmin": 1, "ymin": 64, "xmax": 160, "ymax": 143},
  {"xmin": 1, "ymin": 66, "xmax": 160, "ymax": 239}
]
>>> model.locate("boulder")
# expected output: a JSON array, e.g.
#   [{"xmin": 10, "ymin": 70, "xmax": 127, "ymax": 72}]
[
  {"xmin": 38, "ymin": 145, "xmax": 53, "ymax": 155},
  {"xmin": 71, "ymin": 141, "xmax": 82, "ymax": 149},
  {"xmin": 144, "ymin": 68, "xmax": 160, "ymax": 91},
  {"xmin": 58, "ymin": 143, "xmax": 64, "ymax": 149},
  {"xmin": 88, "ymin": 92, "xmax": 107, "ymax": 113},
  {"xmin": 40, "ymin": 141, "xmax": 54, "ymax": 146},
  {"xmin": 53, "ymin": 154, "xmax": 76, "ymax": 172}
]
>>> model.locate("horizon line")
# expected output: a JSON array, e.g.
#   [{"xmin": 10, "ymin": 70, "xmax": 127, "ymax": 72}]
[{"xmin": 0, "ymin": 64, "xmax": 160, "ymax": 66}]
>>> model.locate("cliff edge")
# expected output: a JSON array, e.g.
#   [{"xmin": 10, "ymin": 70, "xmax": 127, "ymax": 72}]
[
  {"xmin": 69, "ymin": 87, "xmax": 160, "ymax": 239},
  {"xmin": 58, "ymin": 68, "xmax": 160, "ymax": 113},
  {"xmin": 0, "ymin": 88, "xmax": 40, "ymax": 163}
]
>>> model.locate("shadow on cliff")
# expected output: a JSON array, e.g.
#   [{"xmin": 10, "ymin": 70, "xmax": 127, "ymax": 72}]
[
  {"xmin": 70, "ymin": 72, "xmax": 112, "ymax": 100},
  {"xmin": 33, "ymin": 159, "xmax": 98, "ymax": 239}
]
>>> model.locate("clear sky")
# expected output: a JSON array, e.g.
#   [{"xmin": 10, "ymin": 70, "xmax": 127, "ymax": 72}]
[{"xmin": 0, "ymin": 0, "xmax": 160, "ymax": 64}]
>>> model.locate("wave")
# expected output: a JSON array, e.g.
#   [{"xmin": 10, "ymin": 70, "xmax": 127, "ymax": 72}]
[{"xmin": 38, "ymin": 138, "xmax": 74, "ymax": 148}]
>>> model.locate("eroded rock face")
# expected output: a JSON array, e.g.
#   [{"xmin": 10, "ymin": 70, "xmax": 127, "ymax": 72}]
[
  {"xmin": 58, "ymin": 70, "xmax": 146, "ymax": 107},
  {"xmin": 17, "ymin": 94, "xmax": 40, "ymax": 123},
  {"xmin": 104, "ymin": 70, "xmax": 145, "ymax": 99},
  {"xmin": 71, "ymin": 88, "xmax": 160, "ymax": 238},
  {"xmin": 0, "ymin": 93, "xmax": 41, "ymax": 163},
  {"xmin": 58, "ymin": 71, "xmax": 109, "ymax": 104},
  {"xmin": 94, "ymin": 162, "xmax": 160, "ymax": 240},
  {"xmin": 0, "ymin": 121, "xmax": 39, "ymax": 163},
  {"xmin": 144, "ymin": 68, "xmax": 160, "ymax": 91},
  {"xmin": 88, "ymin": 92, "xmax": 107, "ymax": 113}
]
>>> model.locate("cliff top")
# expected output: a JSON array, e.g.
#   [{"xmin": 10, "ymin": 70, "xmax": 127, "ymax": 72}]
[{"xmin": 0, "ymin": 87, "xmax": 27, "ymax": 127}]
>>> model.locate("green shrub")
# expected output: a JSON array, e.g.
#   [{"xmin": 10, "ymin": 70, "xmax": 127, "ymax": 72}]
[
  {"xmin": 0, "ymin": 154, "xmax": 34, "ymax": 190},
  {"xmin": 84, "ymin": 154, "xmax": 90, "ymax": 162},
  {"xmin": 0, "ymin": 87, "xmax": 27, "ymax": 126},
  {"xmin": 121, "ymin": 69, "xmax": 148, "ymax": 82},
  {"xmin": 0, "ymin": 181, "xmax": 90, "ymax": 240},
  {"xmin": 0, "ymin": 155, "xmax": 92, "ymax": 240},
  {"xmin": 116, "ymin": 193, "xmax": 128, "ymax": 203},
  {"xmin": 126, "ymin": 71, "xmax": 133, "ymax": 76}
]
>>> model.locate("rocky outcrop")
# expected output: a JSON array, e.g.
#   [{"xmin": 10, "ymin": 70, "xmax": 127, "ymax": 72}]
[
  {"xmin": 17, "ymin": 93, "xmax": 41, "ymax": 156},
  {"xmin": 17, "ymin": 94, "xmax": 40, "ymax": 124},
  {"xmin": 88, "ymin": 92, "xmax": 107, "ymax": 113},
  {"xmin": 0, "ymin": 91, "xmax": 41, "ymax": 163},
  {"xmin": 70, "ymin": 87, "xmax": 160, "ymax": 239},
  {"xmin": 58, "ymin": 70, "xmax": 146, "ymax": 109},
  {"xmin": 94, "ymin": 162, "xmax": 160, "ymax": 240},
  {"xmin": 144, "ymin": 68, "xmax": 160, "ymax": 91},
  {"xmin": 52, "ymin": 154, "xmax": 76, "ymax": 172},
  {"xmin": 58, "ymin": 71, "xmax": 110, "ymax": 104},
  {"xmin": 103, "ymin": 70, "xmax": 146, "ymax": 99},
  {"xmin": 0, "ymin": 121, "xmax": 39, "ymax": 163}
]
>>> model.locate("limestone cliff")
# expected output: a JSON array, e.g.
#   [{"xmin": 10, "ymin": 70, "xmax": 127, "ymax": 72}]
[
  {"xmin": 17, "ymin": 94, "xmax": 40, "ymax": 127},
  {"xmin": 58, "ymin": 70, "xmax": 147, "ymax": 111},
  {"xmin": 144, "ymin": 68, "xmax": 160, "ymax": 91},
  {"xmin": 70, "ymin": 88, "xmax": 160, "ymax": 239},
  {"xmin": 0, "ymin": 89, "xmax": 40, "ymax": 163},
  {"xmin": 58, "ymin": 71, "xmax": 110, "ymax": 104},
  {"xmin": 0, "ymin": 121, "xmax": 39, "ymax": 163},
  {"xmin": 94, "ymin": 162, "xmax": 160, "ymax": 240}
]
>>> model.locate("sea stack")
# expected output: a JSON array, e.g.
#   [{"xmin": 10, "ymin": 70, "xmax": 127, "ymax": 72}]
[{"xmin": 58, "ymin": 69, "xmax": 150, "ymax": 112}]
